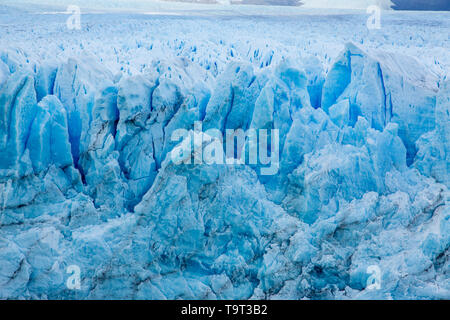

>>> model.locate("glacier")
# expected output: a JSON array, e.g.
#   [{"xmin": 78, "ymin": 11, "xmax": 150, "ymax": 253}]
[{"xmin": 0, "ymin": 2, "xmax": 449, "ymax": 300}]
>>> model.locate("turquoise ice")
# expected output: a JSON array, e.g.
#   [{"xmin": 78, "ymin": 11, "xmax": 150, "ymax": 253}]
[{"xmin": 0, "ymin": 2, "xmax": 448, "ymax": 300}]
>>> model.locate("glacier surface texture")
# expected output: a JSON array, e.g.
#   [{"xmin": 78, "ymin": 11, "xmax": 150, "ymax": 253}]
[{"xmin": 0, "ymin": 3, "xmax": 449, "ymax": 299}]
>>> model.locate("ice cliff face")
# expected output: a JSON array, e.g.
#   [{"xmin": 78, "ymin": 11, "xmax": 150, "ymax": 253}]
[
  {"xmin": 0, "ymin": 41, "xmax": 448, "ymax": 300},
  {"xmin": 0, "ymin": 7, "xmax": 449, "ymax": 299}
]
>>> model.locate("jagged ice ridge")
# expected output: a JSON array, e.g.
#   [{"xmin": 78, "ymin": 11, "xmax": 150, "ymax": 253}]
[{"xmin": 0, "ymin": 6, "xmax": 449, "ymax": 299}]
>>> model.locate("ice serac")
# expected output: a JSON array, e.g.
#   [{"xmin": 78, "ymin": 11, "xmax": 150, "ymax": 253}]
[
  {"xmin": 415, "ymin": 80, "xmax": 450, "ymax": 187},
  {"xmin": 0, "ymin": 72, "xmax": 37, "ymax": 176},
  {"xmin": 249, "ymin": 60, "xmax": 313, "ymax": 196},
  {"xmin": 35, "ymin": 63, "xmax": 57, "ymax": 103},
  {"xmin": 322, "ymin": 43, "xmax": 438, "ymax": 164},
  {"xmin": 114, "ymin": 59, "xmax": 211, "ymax": 210},
  {"xmin": 114, "ymin": 74, "xmax": 158, "ymax": 209},
  {"xmin": 78, "ymin": 84, "xmax": 124, "ymax": 210},
  {"xmin": 27, "ymin": 95, "xmax": 73, "ymax": 174},
  {"xmin": 53, "ymin": 58, "xmax": 114, "ymax": 170},
  {"xmin": 203, "ymin": 61, "xmax": 266, "ymax": 133}
]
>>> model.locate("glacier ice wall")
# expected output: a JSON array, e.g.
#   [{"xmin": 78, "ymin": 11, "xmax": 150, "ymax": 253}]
[{"xmin": 0, "ymin": 7, "xmax": 449, "ymax": 300}]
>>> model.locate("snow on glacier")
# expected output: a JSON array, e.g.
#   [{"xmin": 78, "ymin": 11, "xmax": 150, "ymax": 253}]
[{"xmin": 0, "ymin": 2, "xmax": 449, "ymax": 299}]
